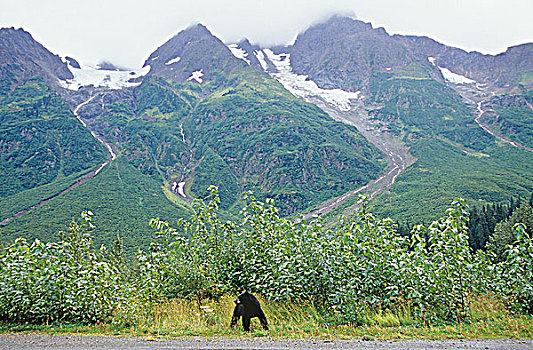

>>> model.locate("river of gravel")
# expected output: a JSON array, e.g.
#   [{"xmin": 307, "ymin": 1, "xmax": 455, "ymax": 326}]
[{"xmin": 1, "ymin": 334, "xmax": 532, "ymax": 350}]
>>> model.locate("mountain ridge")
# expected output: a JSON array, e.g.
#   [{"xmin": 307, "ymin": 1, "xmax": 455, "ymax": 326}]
[{"xmin": 0, "ymin": 15, "xmax": 532, "ymax": 249}]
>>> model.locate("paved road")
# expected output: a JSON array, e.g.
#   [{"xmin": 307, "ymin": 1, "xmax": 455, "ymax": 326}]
[{"xmin": 1, "ymin": 334, "xmax": 532, "ymax": 350}]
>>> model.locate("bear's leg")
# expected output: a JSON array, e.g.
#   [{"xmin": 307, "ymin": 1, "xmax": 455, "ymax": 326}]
[
  {"xmin": 242, "ymin": 315, "xmax": 251, "ymax": 332},
  {"xmin": 230, "ymin": 304, "xmax": 244, "ymax": 328},
  {"xmin": 259, "ymin": 315, "xmax": 269, "ymax": 330}
]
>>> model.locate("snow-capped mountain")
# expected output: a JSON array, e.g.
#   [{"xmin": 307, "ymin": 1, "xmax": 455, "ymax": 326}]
[
  {"xmin": 1, "ymin": 15, "xmax": 532, "ymax": 249},
  {"xmin": 143, "ymin": 24, "xmax": 247, "ymax": 85}
]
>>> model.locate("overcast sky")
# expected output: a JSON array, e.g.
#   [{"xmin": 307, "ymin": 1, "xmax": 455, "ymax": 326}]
[{"xmin": 1, "ymin": 0, "xmax": 532, "ymax": 69}]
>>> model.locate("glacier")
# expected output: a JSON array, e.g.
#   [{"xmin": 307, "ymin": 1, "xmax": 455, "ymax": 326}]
[
  {"xmin": 263, "ymin": 49, "xmax": 361, "ymax": 112},
  {"xmin": 58, "ymin": 63, "xmax": 150, "ymax": 91},
  {"xmin": 228, "ymin": 44, "xmax": 250, "ymax": 64}
]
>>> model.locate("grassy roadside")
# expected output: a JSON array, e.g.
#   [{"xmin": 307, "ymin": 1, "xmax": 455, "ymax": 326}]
[{"xmin": 1, "ymin": 295, "xmax": 532, "ymax": 341}]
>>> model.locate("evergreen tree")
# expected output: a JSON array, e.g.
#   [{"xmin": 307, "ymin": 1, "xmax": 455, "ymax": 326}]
[
  {"xmin": 108, "ymin": 234, "xmax": 127, "ymax": 278},
  {"xmin": 488, "ymin": 201, "xmax": 533, "ymax": 262}
]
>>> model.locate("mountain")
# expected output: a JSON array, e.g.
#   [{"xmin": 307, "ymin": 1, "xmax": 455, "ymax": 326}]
[
  {"xmin": 0, "ymin": 27, "xmax": 72, "ymax": 89},
  {"xmin": 0, "ymin": 30, "xmax": 191, "ymax": 254},
  {"xmin": 400, "ymin": 37, "xmax": 533, "ymax": 92},
  {"xmin": 85, "ymin": 23, "xmax": 386, "ymax": 214},
  {"xmin": 1, "ymin": 16, "xmax": 532, "ymax": 250},
  {"xmin": 234, "ymin": 15, "xmax": 533, "ymax": 221},
  {"xmin": 144, "ymin": 24, "xmax": 246, "ymax": 86},
  {"xmin": 288, "ymin": 16, "xmax": 436, "ymax": 92},
  {"xmin": 1, "ymin": 22, "xmax": 387, "ymax": 253},
  {"xmin": 284, "ymin": 16, "xmax": 533, "ymax": 94}
]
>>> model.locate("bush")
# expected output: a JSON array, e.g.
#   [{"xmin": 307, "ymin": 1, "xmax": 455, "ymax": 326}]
[
  {"xmin": 141, "ymin": 189, "xmax": 494, "ymax": 324},
  {"xmin": 0, "ymin": 212, "xmax": 127, "ymax": 324},
  {"xmin": 2, "ymin": 189, "xmax": 531, "ymax": 326}
]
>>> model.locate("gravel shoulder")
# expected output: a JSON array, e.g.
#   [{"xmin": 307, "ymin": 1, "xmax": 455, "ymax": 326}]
[{"xmin": 1, "ymin": 333, "xmax": 532, "ymax": 350}]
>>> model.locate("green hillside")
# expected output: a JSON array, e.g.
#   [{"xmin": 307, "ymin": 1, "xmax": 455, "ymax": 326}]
[
  {"xmin": 0, "ymin": 78, "xmax": 107, "ymax": 197},
  {"xmin": 88, "ymin": 67, "xmax": 386, "ymax": 216},
  {"xmin": 0, "ymin": 78, "xmax": 191, "ymax": 255},
  {"xmin": 1, "ymin": 156, "xmax": 190, "ymax": 256},
  {"xmin": 480, "ymin": 88, "xmax": 533, "ymax": 149},
  {"xmin": 367, "ymin": 73, "xmax": 533, "ymax": 221}
]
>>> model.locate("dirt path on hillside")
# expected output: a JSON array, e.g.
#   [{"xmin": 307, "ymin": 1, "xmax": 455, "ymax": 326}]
[
  {"xmin": 452, "ymin": 83, "xmax": 532, "ymax": 152},
  {"xmin": 1, "ymin": 334, "xmax": 531, "ymax": 350},
  {"xmin": 0, "ymin": 95, "xmax": 115, "ymax": 226}
]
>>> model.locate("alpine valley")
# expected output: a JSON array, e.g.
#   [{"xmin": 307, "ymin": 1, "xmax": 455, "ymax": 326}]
[{"xmin": 1, "ymin": 16, "xmax": 532, "ymax": 254}]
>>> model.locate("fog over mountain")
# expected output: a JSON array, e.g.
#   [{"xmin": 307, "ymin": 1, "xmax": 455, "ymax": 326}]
[{"xmin": 1, "ymin": 0, "xmax": 532, "ymax": 69}]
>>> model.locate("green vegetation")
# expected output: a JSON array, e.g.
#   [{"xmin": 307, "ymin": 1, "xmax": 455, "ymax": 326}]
[
  {"xmin": 481, "ymin": 94, "xmax": 533, "ymax": 148},
  {"xmin": 1, "ymin": 156, "xmax": 190, "ymax": 257},
  {"xmin": 373, "ymin": 139, "xmax": 533, "ymax": 222},
  {"xmin": 1, "ymin": 190, "xmax": 532, "ymax": 339},
  {"xmin": 0, "ymin": 78, "xmax": 107, "ymax": 196},
  {"xmin": 489, "ymin": 200, "xmax": 533, "ymax": 262},
  {"xmin": 4, "ymin": 295, "xmax": 531, "ymax": 340},
  {"xmin": 0, "ymin": 169, "xmax": 91, "ymax": 221},
  {"xmin": 367, "ymin": 73, "xmax": 533, "ymax": 222},
  {"xmin": 2, "ymin": 65, "xmax": 386, "ymax": 250},
  {"xmin": 91, "ymin": 67, "xmax": 385, "ymax": 217}
]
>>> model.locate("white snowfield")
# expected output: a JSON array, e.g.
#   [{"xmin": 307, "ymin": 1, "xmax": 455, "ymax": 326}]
[
  {"xmin": 428, "ymin": 56, "xmax": 476, "ymax": 85},
  {"xmin": 58, "ymin": 63, "xmax": 150, "ymax": 91},
  {"xmin": 187, "ymin": 69, "xmax": 204, "ymax": 83},
  {"xmin": 165, "ymin": 56, "xmax": 181, "ymax": 65},
  {"xmin": 171, "ymin": 181, "xmax": 187, "ymax": 197},
  {"xmin": 254, "ymin": 50, "xmax": 268, "ymax": 71},
  {"xmin": 263, "ymin": 49, "xmax": 361, "ymax": 111},
  {"xmin": 228, "ymin": 44, "xmax": 250, "ymax": 64},
  {"xmin": 439, "ymin": 67, "xmax": 476, "ymax": 84}
]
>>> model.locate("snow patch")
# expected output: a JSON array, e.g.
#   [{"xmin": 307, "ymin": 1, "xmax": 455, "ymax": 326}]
[
  {"xmin": 428, "ymin": 56, "xmax": 476, "ymax": 85},
  {"xmin": 58, "ymin": 65, "xmax": 150, "ymax": 91},
  {"xmin": 151, "ymin": 56, "xmax": 159, "ymax": 61},
  {"xmin": 228, "ymin": 44, "xmax": 250, "ymax": 64},
  {"xmin": 165, "ymin": 56, "xmax": 181, "ymax": 65},
  {"xmin": 177, "ymin": 182, "xmax": 186, "ymax": 197},
  {"xmin": 263, "ymin": 49, "xmax": 361, "ymax": 111},
  {"xmin": 439, "ymin": 67, "xmax": 476, "ymax": 85},
  {"xmin": 171, "ymin": 181, "xmax": 187, "ymax": 197},
  {"xmin": 254, "ymin": 50, "xmax": 268, "ymax": 71},
  {"xmin": 187, "ymin": 69, "xmax": 204, "ymax": 83}
]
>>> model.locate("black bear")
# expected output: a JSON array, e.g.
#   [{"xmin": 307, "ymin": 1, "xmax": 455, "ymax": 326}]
[{"xmin": 230, "ymin": 291, "xmax": 269, "ymax": 331}]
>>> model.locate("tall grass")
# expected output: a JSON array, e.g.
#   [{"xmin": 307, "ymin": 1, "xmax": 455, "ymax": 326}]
[{"xmin": 122, "ymin": 295, "xmax": 532, "ymax": 340}]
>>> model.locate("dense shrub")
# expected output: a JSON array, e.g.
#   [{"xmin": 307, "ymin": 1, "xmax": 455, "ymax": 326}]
[
  {"xmin": 0, "ymin": 212, "xmax": 126, "ymax": 324},
  {"xmin": 1, "ymin": 188, "xmax": 532, "ymax": 325},
  {"xmin": 139, "ymin": 188, "xmax": 512, "ymax": 323}
]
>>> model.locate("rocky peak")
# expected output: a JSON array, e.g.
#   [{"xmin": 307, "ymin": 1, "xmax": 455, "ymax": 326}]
[
  {"xmin": 289, "ymin": 15, "xmax": 423, "ymax": 91},
  {"xmin": 225, "ymin": 38, "xmax": 264, "ymax": 70},
  {"xmin": 302, "ymin": 15, "xmax": 374, "ymax": 40},
  {"xmin": 0, "ymin": 27, "xmax": 72, "ymax": 85},
  {"xmin": 144, "ymin": 23, "xmax": 246, "ymax": 84},
  {"xmin": 401, "ymin": 36, "xmax": 533, "ymax": 90}
]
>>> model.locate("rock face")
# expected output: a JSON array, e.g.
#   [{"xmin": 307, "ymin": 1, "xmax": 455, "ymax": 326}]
[
  {"xmin": 143, "ymin": 24, "xmax": 246, "ymax": 85},
  {"xmin": 97, "ymin": 61, "xmax": 125, "ymax": 71},
  {"xmin": 283, "ymin": 15, "xmax": 533, "ymax": 93},
  {"xmin": 400, "ymin": 36, "xmax": 533, "ymax": 90},
  {"xmin": 64, "ymin": 56, "xmax": 81, "ymax": 69},
  {"xmin": 289, "ymin": 16, "xmax": 430, "ymax": 92},
  {"xmin": 0, "ymin": 27, "xmax": 72, "ymax": 85}
]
